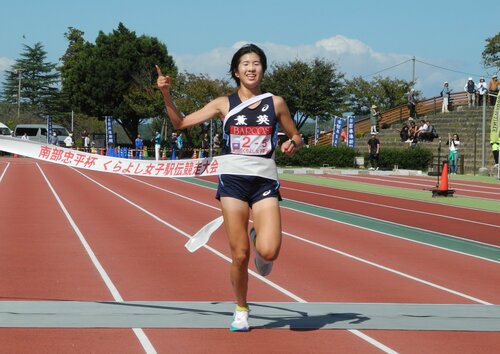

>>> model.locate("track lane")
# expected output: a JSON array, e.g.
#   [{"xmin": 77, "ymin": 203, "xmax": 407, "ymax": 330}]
[
  {"xmin": 0, "ymin": 161, "xmax": 148, "ymax": 353},
  {"xmin": 278, "ymin": 179, "xmax": 500, "ymax": 245},
  {"xmin": 2, "ymin": 160, "xmax": 498, "ymax": 353},
  {"xmin": 320, "ymin": 174, "xmax": 500, "ymax": 200}
]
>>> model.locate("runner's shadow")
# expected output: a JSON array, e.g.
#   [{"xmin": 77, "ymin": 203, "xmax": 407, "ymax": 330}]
[
  {"xmin": 97, "ymin": 301, "xmax": 370, "ymax": 331},
  {"xmin": 248, "ymin": 303, "xmax": 370, "ymax": 331}
]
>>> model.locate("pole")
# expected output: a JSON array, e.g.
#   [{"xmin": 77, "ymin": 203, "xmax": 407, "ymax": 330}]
[
  {"xmin": 412, "ymin": 56, "xmax": 416, "ymax": 86},
  {"xmin": 315, "ymin": 116, "xmax": 318, "ymax": 145},
  {"xmin": 436, "ymin": 138, "xmax": 441, "ymax": 187},
  {"xmin": 478, "ymin": 96, "xmax": 489, "ymax": 175},
  {"xmin": 71, "ymin": 110, "xmax": 74, "ymax": 132},
  {"xmin": 481, "ymin": 96, "xmax": 486, "ymax": 168},
  {"xmin": 16, "ymin": 69, "xmax": 23, "ymax": 119},
  {"xmin": 209, "ymin": 119, "xmax": 213, "ymax": 157}
]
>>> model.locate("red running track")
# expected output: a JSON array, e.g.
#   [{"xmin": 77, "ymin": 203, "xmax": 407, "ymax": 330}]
[{"xmin": 0, "ymin": 159, "xmax": 498, "ymax": 353}]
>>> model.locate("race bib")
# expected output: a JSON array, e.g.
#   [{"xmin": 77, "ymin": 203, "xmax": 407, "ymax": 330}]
[{"xmin": 230, "ymin": 126, "xmax": 272, "ymax": 155}]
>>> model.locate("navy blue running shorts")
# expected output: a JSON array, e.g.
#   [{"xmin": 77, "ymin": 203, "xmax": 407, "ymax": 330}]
[{"xmin": 216, "ymin": 174, "xmax": 281, "ymax": 207}]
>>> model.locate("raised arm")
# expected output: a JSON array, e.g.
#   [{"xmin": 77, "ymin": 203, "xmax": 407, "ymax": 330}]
[{"xmin": 155, "ymin": 65, "xmax": 227, "ymax": 129}]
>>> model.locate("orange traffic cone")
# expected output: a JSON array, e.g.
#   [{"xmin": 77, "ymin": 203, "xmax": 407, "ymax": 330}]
[{"xmin": 432, "ymin": 161, "xmax": 455, "ymax": 197}]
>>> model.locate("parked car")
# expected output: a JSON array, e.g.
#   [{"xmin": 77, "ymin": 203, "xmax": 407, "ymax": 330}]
[
  {"xmin": 14, "ymin": 124, "xmax": 70, "ymax": 146},
  {"xmin": 0, "ymin": 122, "xmax": 12, "ymax": 136}
]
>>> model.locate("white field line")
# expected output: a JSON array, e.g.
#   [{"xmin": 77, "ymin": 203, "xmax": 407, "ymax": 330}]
[
  {"xmin": 37, "ymin": 165, "xmax": 157, "ymax": 354},
  {"xmin": 383, "ymin": 175, "xmax": 500, "ymax": 191},
  {"xmin": 320, "ymin": 174, "xmax": 500, "ymax": 197},
  {"xmin": 72, "ymin": 171, "xmax": 398, "ymax": 353},
  {"xmin": 124, "ymin": 177, "xmax": 498, "ymax": 333},
  {"xmin": 282, "ymin": 185, "xmax": 500, "ymax": 230},
  {"xmin": 0, "ymin": 162, "xmax": 10, "ymax": 183}
]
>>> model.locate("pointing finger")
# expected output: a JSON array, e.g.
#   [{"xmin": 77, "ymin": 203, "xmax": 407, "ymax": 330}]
[{"xmin": 155, "ymin": 65, "xmax": 163, "ymax": 77}]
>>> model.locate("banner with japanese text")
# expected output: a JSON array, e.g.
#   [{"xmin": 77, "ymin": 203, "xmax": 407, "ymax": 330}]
[
  {"xmin": 105, "ymin": 116, "xmax": 115, "ymax": 147},
  {"xmin": 0, "ymin": 136, "xmax": 278, "ymax": 181},
  {"xmin": 347, "ymin": 116, "xmax": 355, "ymax": 148},
  {"xmin": 332, "ymin": 117, "xmax": 344, "ymax": 147}
]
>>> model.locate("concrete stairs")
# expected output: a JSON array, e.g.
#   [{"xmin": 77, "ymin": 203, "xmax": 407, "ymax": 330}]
[{"xmin": 356, "ymin": 106, "xmax": 497, "ymax": 175}]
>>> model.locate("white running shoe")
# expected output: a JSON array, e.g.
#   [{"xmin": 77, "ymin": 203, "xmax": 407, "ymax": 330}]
[
  {"xmin": 230, "ymin": 308, "xmax": 249, "ymax": 332},
  {"xmin": 249, "ymin": 227, "xmax": 273, "ymax": 276}
]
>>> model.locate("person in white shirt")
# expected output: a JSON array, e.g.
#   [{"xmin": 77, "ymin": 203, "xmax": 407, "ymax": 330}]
[
  {"xmin": 448, "ymin": 133, "xmax": 460, "ymax": 174},
  {"xmin": 476, "ymin": 77, "xmax": 488, "ymax": 107},
  {"xmin": 64, "ymin": 133, "xmax": 74, "ymax": 148}
]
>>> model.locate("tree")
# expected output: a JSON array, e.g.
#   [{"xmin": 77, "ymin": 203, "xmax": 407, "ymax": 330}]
[
  {"xmin": 1, "ymin": 42, "xmax": 59, "ymax": 115},
  {"xmin": 482, "ymin": 32, "xmax": 500, "ymax": 73},
  {"xmin": 345, "ymin": 76, "xmax": 413, "ymax": 115},
  {"xmin": 170, "ymin": 72, "xmax": 233, "ymax": 148},
  {"xmin": 262, "ymin": 58, "xmax": 345, "ymax": 130},
  {"xmin": 60, "ymin": 23, "xmax": 177, "ymax": 142}
]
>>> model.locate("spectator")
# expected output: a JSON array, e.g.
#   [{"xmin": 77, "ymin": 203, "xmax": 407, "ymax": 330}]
[
  {"xmin": 400, "ymin": 123, "xmax": 409, "ymax": 142},
  {"xmin": 367, "ymin": 133, "xmax": 380, "ymax": 170},
  {"xmin": 407, "ymin": 88, "xmax": 416, "ymax": 119},
  {"xmin": 370, "ymin": 104, "xmax": 380, "ymax": 134},
  {"xmin": 153, "ymin": 130, "xmax": 161, "ymax": 161},
  {"xmin": 201, "ymin": 132, "xmax": 209, "ymax": 157},
  {"xmin": 340, "ymin": 128, "xmax": 347, "ymax": 144},
  {"xmin": 464, "ymin": 77, "xmax": 476, "ymax": 107},
  {"xmin": 135, "ymin": 133, "xmax": 144, "ymax": 159},
  {"xmin": 213, "ymin": 133, "xmax": 221, "ymax": 155},
  {"xmin": 81, "ymin": 130, "xmax": 88, "ymax": 148},
  {"xmin": 176, "ymin": 131, "xmax": 184, "ymax": 159},
  {"xmin": 476, "ymin": 77, "xmax": 488, "ymax": 107},
  {"xmin": 50, "ymin": 131, "xmax": 58, "ymax": 145},
  {"xmin": 488, "ymin": 74, "xmax": 499, "ymax": 106},
  {"xmin": 416, "ymin": 119, "xmax": 428, "ymax": 140},
  {"xmin": 440, "ymin": 81, "xmax": 451, "ymax": 113},
  {"xmin": 84, "ymin": 134, "xmax": 90, "ymax": 152},
  {"xmin": 419, "ymin": 120, "xmax": 437, "ymax": 141},
  {"xmin": 64, "ymin": 133, "xmax": 74, "ymax": 148},
  {"xmin": 448, "ymin": 133, "xmax": 460, "ymax": 174},
  {"xmin": 170, "ymin": 132, "xmax": 177, "ymax": 159}
]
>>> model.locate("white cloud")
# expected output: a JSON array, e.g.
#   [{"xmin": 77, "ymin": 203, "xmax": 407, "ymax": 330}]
[
  {"xmin": 0, "ymin": 57, "xmax": 15, "ymax": 80},
  {"xmin": 173, "ymin": 35, "xmax": 482, "ymax": 98}
]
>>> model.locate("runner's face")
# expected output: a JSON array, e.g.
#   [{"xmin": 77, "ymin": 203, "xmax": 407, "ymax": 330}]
[{"xmin": 236, "ymin": 53, "xmax": 263, "ymax": 88}]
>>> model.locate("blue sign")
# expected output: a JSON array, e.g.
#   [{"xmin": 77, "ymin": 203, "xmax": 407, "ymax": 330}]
[
  {"xmin": 332, "ymin": 116, "xmax": 344, "ymax": 147},
  {"xmin": 105, "ymin": 116, "xmax": 115, "ymax": 146},
  {"xmin": 47, "ymin": 115, "xmax": 53, "ymax": 144},
  {"xmin": 347, "ymin": 116, "xmax": 355, "ymax": 148}
]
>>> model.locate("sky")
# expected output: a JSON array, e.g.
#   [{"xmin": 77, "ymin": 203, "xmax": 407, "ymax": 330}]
[{"xmin": 1, "ymin": 0, "xmax": 499, "ymax": 99}]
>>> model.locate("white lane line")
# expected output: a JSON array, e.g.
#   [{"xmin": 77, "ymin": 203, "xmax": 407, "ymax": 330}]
[
  {"xmin": 74, "ymin": 172, "xmax": 398, "ymax": 353},
  {"xmin": 0, "ymin": 162, "xmax": 10, "ymax": 183},
  {"xmin": 36, "ymin": 164, "xmax": 157, "ymax": 354},
  {"xmin": 320, "ymin": 174, "xmax": 500, "ymax": 196},
  {"xmin": 282, "ymin": 185, "xmax": 500, "ymax": 229}
]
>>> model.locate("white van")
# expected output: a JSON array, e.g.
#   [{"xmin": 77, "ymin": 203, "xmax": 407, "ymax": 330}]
[
  {"xmin": 14, "ymin": 124, "xmax": 70, "ymax": 146},
  {"xmin": 0, "ymin": 122, "xmax": 12, "ymax": 136}
]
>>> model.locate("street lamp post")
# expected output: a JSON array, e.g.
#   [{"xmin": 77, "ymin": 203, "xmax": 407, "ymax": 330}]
[{"xmin": 15, "ymin": 68, "xmax": 24, "ymax": 119}]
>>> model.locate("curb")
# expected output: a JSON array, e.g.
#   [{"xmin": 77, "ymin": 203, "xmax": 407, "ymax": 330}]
[{"xmin": 278, "ymin": 167, "xmax": 423, "ymax": 176}]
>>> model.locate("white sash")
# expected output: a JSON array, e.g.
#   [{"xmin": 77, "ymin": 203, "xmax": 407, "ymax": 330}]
[{"xmin": 223, "ymin": 92, "xmax": 273, "ymax": 130}]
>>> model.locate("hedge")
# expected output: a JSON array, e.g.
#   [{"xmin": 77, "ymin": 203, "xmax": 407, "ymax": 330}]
[{"xmin": 275, "ymin": 145, "xmax": 433, "ymax": 170}]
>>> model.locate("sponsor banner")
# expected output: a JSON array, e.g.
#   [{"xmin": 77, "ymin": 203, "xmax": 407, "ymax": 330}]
[
  {"xmin": 347, "ymin": 116, "xmax": 355, "ymax": 148},
  {"xmin": 47, "ymin": 115, "xmax": 52, "ymax": 143},
  {"xmin": 332, "ymin": 117, "xmax": 344, "ymax": 147},
  {"xmin": 105, "ymin": 116, "xmax": 115, "ymax": 146},
  {"xmin": 0, "ymin": 136, "xmax": 278, "ymax": 181},
  {"xmin": 490, "ymin": 96, "xmax": 500, "ymax": 144}
]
